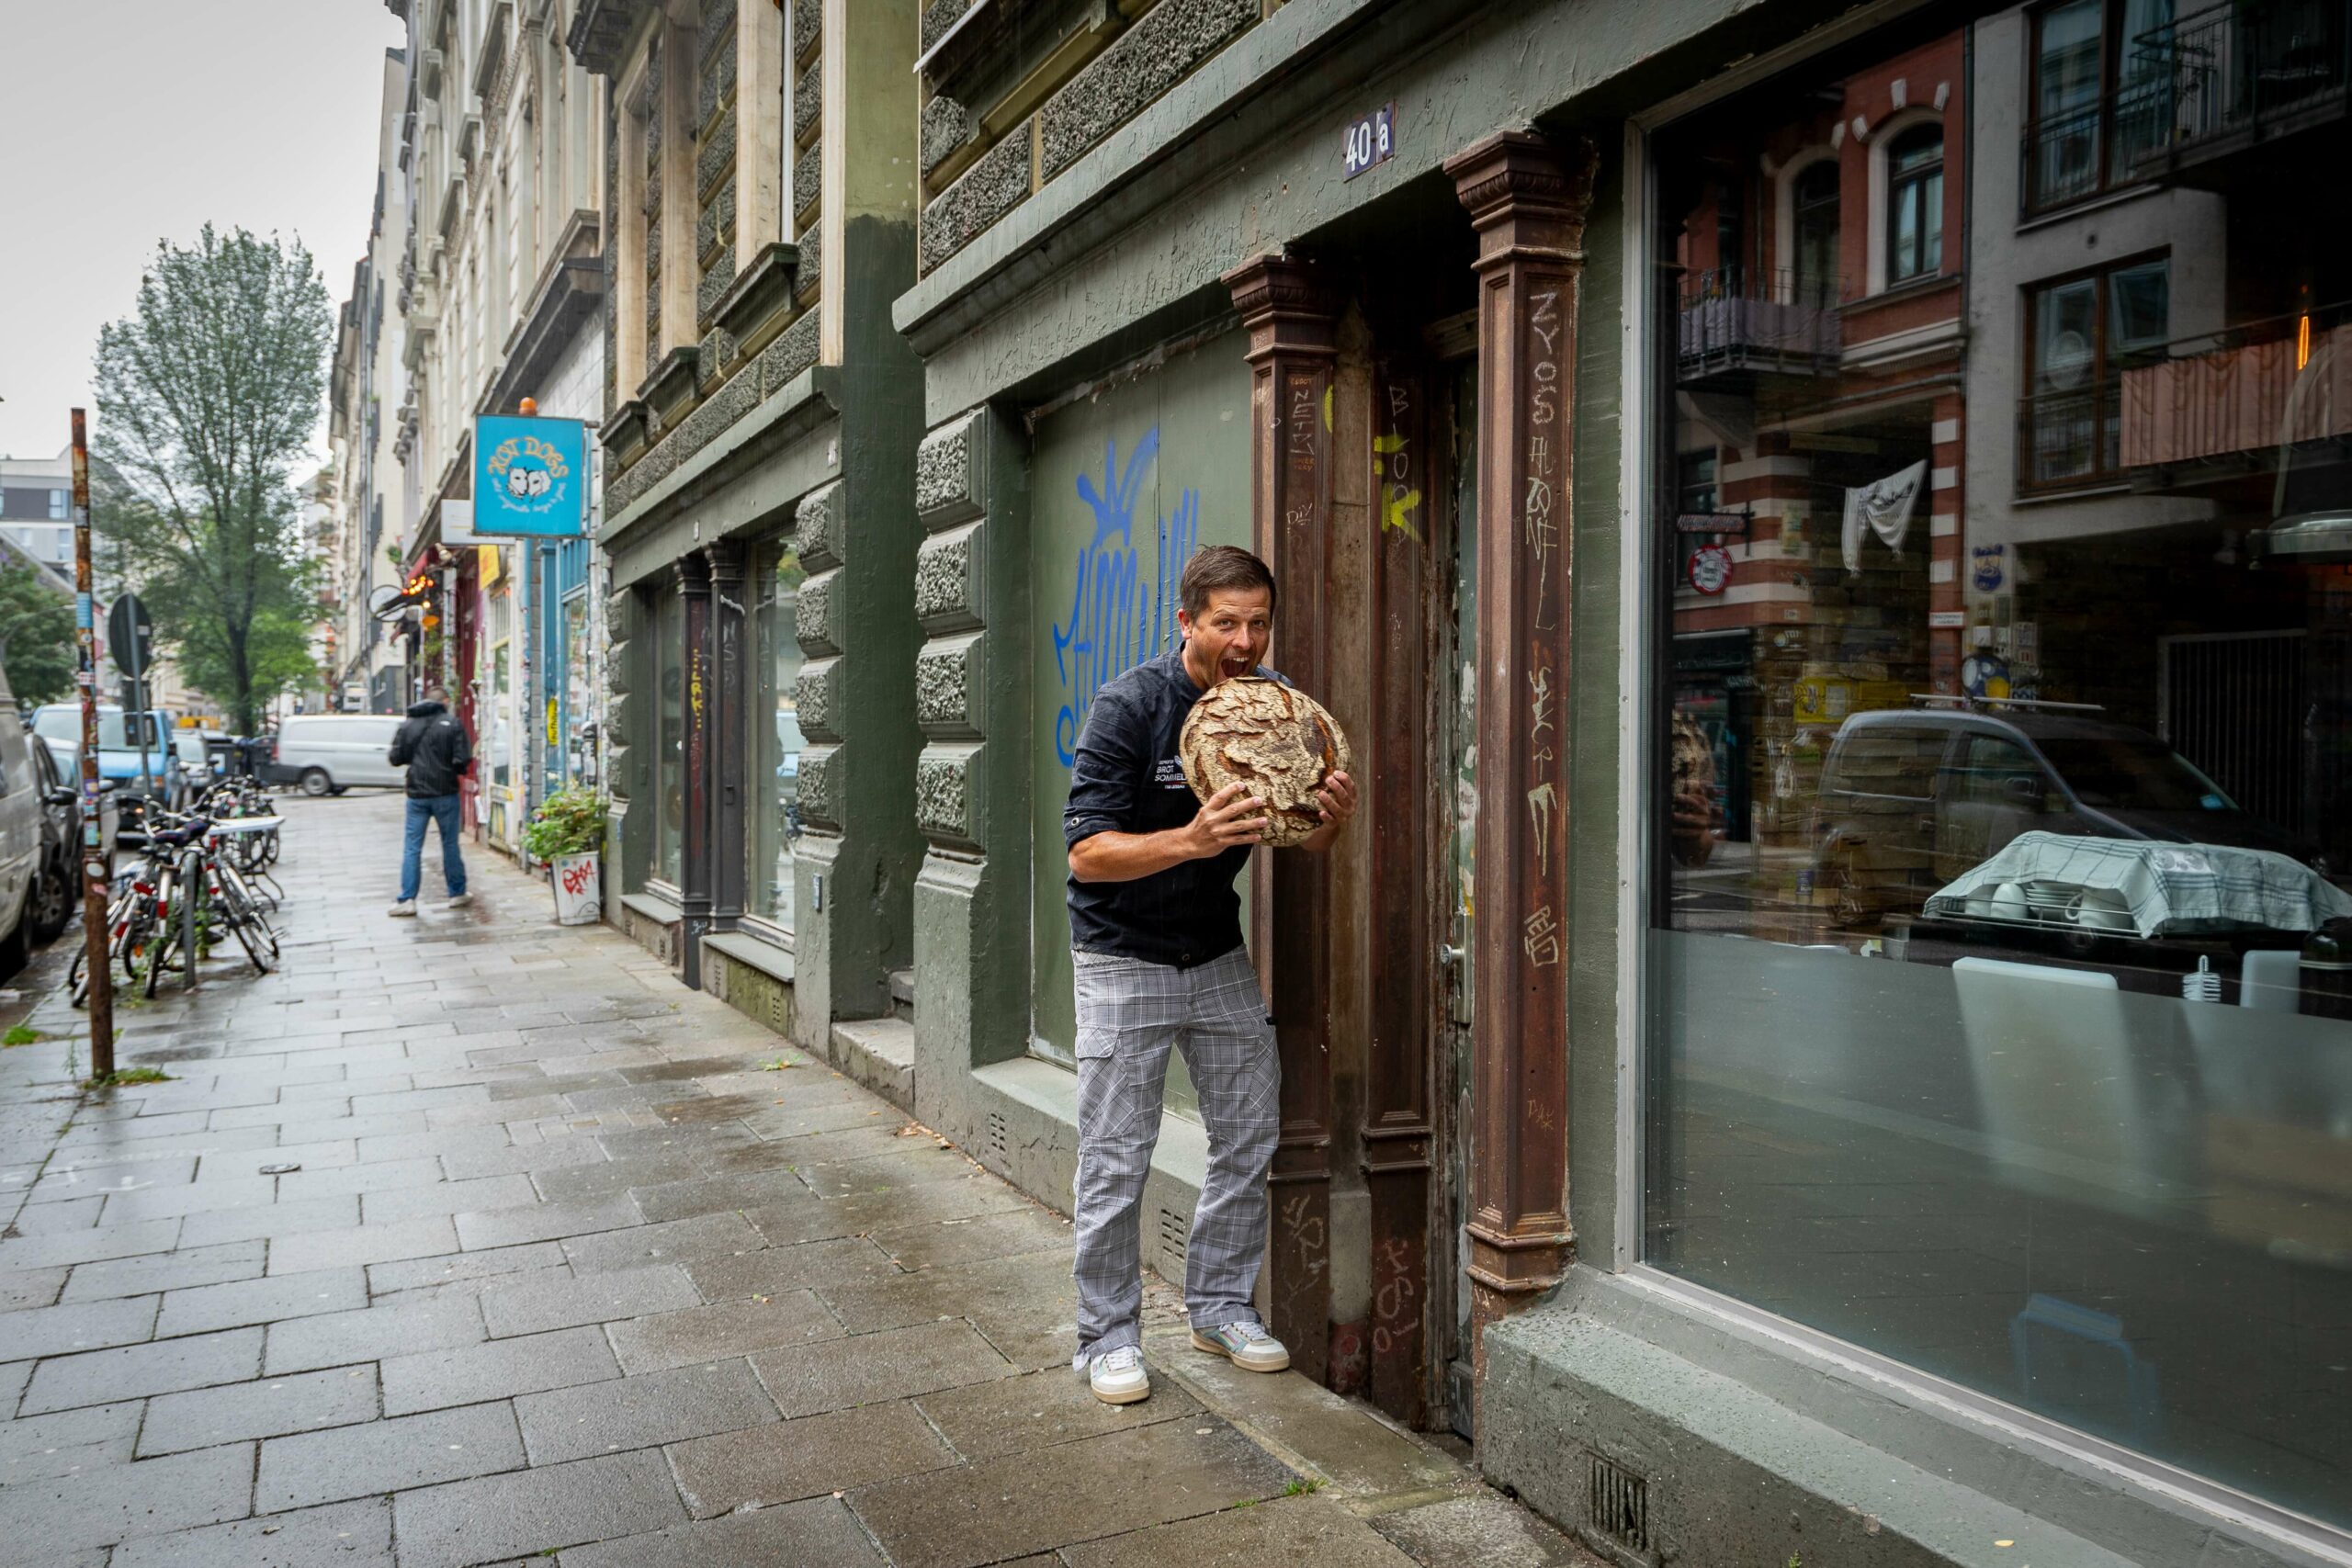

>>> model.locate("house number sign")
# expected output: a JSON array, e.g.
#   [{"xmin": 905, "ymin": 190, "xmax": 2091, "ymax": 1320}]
[{"xmin": 1343, "ymin": 104, "xmax": 1396, "ymax": 180}]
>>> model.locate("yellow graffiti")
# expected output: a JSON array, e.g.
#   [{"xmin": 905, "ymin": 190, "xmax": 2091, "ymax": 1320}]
[
  {"xmin": 1374, "ymin": 434, "xmax": 1422, "ymax": 539},
  {"xmin": 1322, "ymin": 385, "xmax": 1333, "ymax": 432}
]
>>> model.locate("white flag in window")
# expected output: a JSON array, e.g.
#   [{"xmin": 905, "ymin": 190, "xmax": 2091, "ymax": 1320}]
[{"xmin": 1841, "ymin": 460, "xmax": 1927, "ymax": 574}]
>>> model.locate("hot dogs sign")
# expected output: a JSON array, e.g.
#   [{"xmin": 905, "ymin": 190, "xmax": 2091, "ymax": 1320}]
[{"xmin": 472, "ymin": 415, "xmax": 589, "ymax": 537}]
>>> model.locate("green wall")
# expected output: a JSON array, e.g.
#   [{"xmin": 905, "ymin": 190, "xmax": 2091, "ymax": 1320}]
[{"xmin": 1026, "ymin": 331, "xmax": 1253, "ymax": 1102}]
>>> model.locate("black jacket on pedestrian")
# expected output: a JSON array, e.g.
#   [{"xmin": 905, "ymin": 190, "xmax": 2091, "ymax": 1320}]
[{"xmin": 389, "ymin": 701, "xmax": 473, "ymax": 798}]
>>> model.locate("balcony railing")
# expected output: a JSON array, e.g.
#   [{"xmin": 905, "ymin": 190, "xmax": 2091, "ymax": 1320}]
[
  {"xmin": 2019, "ymin": 380, "xmax": 2127, "ymax": 490},
  {"xmin": 2119, "ymin": 301, "xmax": 2352, "ymax": 472},
  {"xmin": 1676, "ymin": 266, "xmax": 1842, "ymax": 385},
  {"xmin": 2129, "ymin": 0, "xmax": 2350, "ymax": 168},
  {"xmin": 2019, "ymin": 79, "xmax": 2174, "ymax": 212}
]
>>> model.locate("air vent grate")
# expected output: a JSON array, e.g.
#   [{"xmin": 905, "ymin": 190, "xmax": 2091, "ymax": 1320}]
[
  {"xmin": 1159, "ymin": 1207, "xmax": 1189, "ymax": 1271},
  {"xmin": 1589, "ymin": 1452, "xmax": 1648, "ymax": 1551},
  {"xmin": 985, "ymin": 1111, "xmax": 1009, "ymax": 1164}
]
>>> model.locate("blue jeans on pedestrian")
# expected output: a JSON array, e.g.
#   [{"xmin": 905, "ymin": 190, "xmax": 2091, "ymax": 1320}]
[{"xmin": 400, "ymin": 795, "xmax": 467, "ymax": 902}]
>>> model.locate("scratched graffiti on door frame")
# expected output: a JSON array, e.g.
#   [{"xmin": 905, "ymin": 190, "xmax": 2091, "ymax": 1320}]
[{"xmin": 1052, "ymin": 429, "xmax": 1203, "ymax": 766}]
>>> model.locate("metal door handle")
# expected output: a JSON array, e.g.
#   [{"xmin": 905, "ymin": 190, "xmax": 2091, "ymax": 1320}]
[{"xmin": 1439, "ymin": 944, "xmax": 1465, "ymax": 967}]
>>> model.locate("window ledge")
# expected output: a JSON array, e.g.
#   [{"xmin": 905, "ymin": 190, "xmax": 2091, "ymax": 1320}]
[
  {"xmin": 2013, "ymin": 479, "xmax": 2132, "ymax": 506},
  {"xmin": 705, "ymin": 930, "xmax": 793, "ymax": 985},
  {"xmin": 619, "ymin": 888, "xmax": 683, "ymax": 926},
  {"xmin": 2018, "ymin": 182, "xmax": 2162, "ymax": 235}
]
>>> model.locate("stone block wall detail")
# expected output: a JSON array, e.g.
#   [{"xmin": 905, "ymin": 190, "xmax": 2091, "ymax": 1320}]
[
  {"xmin": 1037, "ymin": 0, "xmax": 1253, "ymax": 181},
  {"xmin": 918, "ymin": 118, "xmax": 1031, "ymax": 276},
  {"xmin": 912, "ymin": 521, "xmax": 982, "ymax": 630},
  {"xmin": 921, "ymin": 95, "xmax": 975, "ymax": 178}
]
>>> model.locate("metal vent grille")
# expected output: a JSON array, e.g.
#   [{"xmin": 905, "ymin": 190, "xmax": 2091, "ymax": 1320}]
[
  {"xmin": 985, "ymin": 1111, "xmax": 1009, "ymax": 1164},
  {"xmin": 1159, "ymin": 1208, "xmax": 1189, "ymax": 1271},
  {"xmin": 1589, "ymin": 1453, "xmax": 1648, "ymax": 1551}
]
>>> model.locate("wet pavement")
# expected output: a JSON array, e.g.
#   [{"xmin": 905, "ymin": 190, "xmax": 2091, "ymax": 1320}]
[{"xmin": 0, "ymin": 792, "xmax": 1594, "ymax": 1566}]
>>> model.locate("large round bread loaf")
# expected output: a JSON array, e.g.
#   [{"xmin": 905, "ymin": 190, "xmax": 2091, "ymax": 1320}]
[{"xmin": 1178, "ymin": 677, "xmax": 1352, "ymax": 848}]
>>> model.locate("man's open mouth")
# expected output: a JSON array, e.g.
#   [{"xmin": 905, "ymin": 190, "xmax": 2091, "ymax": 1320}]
[{"xmin": 1220, "ymin": 657, "xmax": 1251, "ymax": 678}]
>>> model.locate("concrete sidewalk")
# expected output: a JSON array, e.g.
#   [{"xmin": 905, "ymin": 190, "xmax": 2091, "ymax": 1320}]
[{"xmin": 0, "ymin": 792, "xmax": 1589, "ymax": 1567}]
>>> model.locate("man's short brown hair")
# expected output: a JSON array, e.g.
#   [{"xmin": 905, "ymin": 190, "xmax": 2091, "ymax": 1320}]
[{"xmin": 1180, "ymin": 545, "xmax": 1277, "ymax": 617}]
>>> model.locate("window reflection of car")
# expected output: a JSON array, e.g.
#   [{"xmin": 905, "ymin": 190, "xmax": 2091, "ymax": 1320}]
[{"xmin": 1810, "ymin": 706, "xmax": 2316, "ymax": 929}]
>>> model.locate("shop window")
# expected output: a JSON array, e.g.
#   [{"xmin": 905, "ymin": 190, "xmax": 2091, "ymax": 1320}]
[
  {"xmin": 751, "ymin": 542, "xmax": 804, "ymax": 933},
  {"xmin": 1647, "ymin": 25, "xmax": 2351, "ymax": 1533},
  {"xmin": 2020, "ymin": 254, "xmax": 2167, "ymax": 491},
  {"xmin": 651, "ymin": 582, "xmax": 684, "ymax": 890},
  {"xmin": 1883, "ymin": 124, "xmax": 1942, "ymax": 284}
]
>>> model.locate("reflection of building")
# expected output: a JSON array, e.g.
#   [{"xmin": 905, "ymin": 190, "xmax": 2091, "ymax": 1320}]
[{"xmin": 1665, "ymin": 31, "xmax": 1967, "ymax": 931}]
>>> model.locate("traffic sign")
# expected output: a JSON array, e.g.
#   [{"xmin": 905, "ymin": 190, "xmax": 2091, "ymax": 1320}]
[{"xmin": 107, "ymin": 594, "xmax": 153, "ymax": 680}]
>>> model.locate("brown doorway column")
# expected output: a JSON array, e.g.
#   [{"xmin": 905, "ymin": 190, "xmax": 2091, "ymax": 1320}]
[
  {"xmin": 678, "ymin": 550, "xmax": 712, "ymax": 989},
  {"xmin": 1223, "ymin": 253, "xmax": 1339, "ymax": 1383},
  {"xmin": 1443, "ymin": 130, "xmax": 1600, "ymax": 1361}
]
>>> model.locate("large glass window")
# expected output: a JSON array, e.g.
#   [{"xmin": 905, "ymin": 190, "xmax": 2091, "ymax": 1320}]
[
  {"xmin": 651, "ymin": 581, "xmax": 684, "ymax": 889},
  {"xmin": 1649, "ymin": 24, "xmax": 2351, "ymax": 1532},
  {"xmin": 1791, "ymin": 158, "xmax": 1840, "ymax": 306},
  {"xmin": 2027, "ymin": 0, "xmax": 2177, "ymax": 210},
  {"xmin": 752, "ymin": 542, "xmax": 804, "ymax": 931}
]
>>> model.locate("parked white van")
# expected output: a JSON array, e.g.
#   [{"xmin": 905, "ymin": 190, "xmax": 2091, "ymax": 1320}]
[
  {"xmin": 0, "ymin": 660, "xmax": 51, "ymax": 972},
  {"xmin": 274, "ymin": 714, "xmax": 407, "ymax": 795}
]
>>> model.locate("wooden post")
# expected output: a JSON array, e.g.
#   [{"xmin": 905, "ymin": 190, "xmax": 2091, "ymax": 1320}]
[
  {"xmin": 707, "ymin": 538, "xmax": 749, "ymax": 930},
  {"xmin": 1224, "ymin": 253, "xmax": 1339, "ymax": 1382},
  {"xmin": 1443, "ymin": 130, "xmax": 1599, "ymax": 1362},
  {"xmin": 677, "ymin": 550, "xmax": 712, "ymax": 986}
]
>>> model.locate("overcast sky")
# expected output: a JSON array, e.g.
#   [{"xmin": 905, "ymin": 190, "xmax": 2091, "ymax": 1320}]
[{"xmin": 0, "ymin": 1, "xmax": 407, "ymax": 463}]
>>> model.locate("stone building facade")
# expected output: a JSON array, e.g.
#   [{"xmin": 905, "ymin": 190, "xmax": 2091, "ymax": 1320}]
[{"xmin": 563, "ymin": 2, "xmax": 2352, "ymax": 1563}]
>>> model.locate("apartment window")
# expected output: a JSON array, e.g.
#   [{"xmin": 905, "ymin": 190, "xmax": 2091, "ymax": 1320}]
[
  {"xmin": 2020, "ymin": 254, "xmax": 2168, "ymax": 489},
  {"xmin": 1885, "ymin": 124, "xmax": 1943, "ymax": 283},
  {"xmin": 47, "ymin": 490, "xmax": 67, "ymax": 520},
  {"xmin": 1792, "ymin": 159, "xmax": 1840, "ymax": 305},
  {"xmin": 2025, "ymin": 0, "xmax": 2175, "ymax": 211}
]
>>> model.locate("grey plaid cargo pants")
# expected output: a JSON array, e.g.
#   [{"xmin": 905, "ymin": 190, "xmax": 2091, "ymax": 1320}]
[{"xmin": 1070, "ymin": 946, "xmax": 1280, "ymax": 1370}]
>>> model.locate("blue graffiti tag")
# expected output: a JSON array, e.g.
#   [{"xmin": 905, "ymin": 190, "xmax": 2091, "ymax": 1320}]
[{"xmin": 1053, "ymin": 429, "xmax": 1203, "ymax": 766}]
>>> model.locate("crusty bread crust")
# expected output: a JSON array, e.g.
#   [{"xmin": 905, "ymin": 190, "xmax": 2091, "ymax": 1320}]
[{"xmin": 1177, "ymin": 677, "xmax": 1352, "ymax": 849}]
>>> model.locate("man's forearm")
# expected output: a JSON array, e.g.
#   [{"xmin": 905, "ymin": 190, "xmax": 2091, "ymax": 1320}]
[{"xmin": 1069, "ymin": 828, "xmax": 1199, "ymax": 884}]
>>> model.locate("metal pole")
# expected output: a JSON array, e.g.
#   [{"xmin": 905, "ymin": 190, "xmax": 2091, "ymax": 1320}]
[{"xmin": 73, "ymin": 410, "xmax": 113, "ymax": 1078}]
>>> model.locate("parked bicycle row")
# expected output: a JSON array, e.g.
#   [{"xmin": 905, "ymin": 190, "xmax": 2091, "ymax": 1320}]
[{"xmin": 71, "ymin": 776, "xmax": 285, "ymax": 1005}]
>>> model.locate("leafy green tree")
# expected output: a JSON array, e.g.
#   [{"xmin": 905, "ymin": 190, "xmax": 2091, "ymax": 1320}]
[
  {"xmin": 91, "ymin": 225, "xmax": 331, "ymax": 733},
  {"xmin": 0, "ymin": 556, "xmax": 74, "ymax": 705}
]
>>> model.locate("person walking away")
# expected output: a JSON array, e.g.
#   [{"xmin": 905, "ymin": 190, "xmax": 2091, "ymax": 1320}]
[
  {"xmin": 388, "ymin": 687, "xmax": 473, "ymax": 916},
  {"xmin": 1062, "ymin": 545, "xmax": 1356, "ymax": 1405}
]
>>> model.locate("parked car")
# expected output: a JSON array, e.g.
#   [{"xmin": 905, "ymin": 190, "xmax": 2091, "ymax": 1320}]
[
  {"xmin": 1808, "ymin": 705, "xmax": 2316, "ymax": 929},
  {"xmin": 26, "ymin": 739, "xmax": 119, "ymax": 943},
  {"xmin": 29, "ymin": 704, "xmax": 185, "ymax": 799},
  {"xmin": 0, "ymin": 669, "xmax": 51, "ymax": 972},
  {"xmin": 271, "ymin": 713, "xmax": 408, "ymax": 795}
]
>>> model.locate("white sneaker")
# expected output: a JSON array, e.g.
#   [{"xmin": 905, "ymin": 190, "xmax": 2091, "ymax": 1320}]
[
  {"xmin": 1192, "ymin": 1320, "xmax": 1290, "ymax": 1372},
  {"xmin": 1087, "ymin": 1346, "xmax": 1150, "ymax": 1405},
  {"xmin": 388, "ymin": 900, "xmax": 418, "ymax": 918},
  {"xmin": 446, "ymin": 892, "xmax": 474, "ymax": 908}
]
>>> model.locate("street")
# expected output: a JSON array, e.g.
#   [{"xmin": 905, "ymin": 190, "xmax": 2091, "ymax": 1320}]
[{"xmin": 0, "ymin": 792, "xmax": 1584, "ymax": 1568}]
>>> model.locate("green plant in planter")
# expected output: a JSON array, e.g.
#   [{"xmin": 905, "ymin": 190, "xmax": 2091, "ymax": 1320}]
[{"xmin": 523, "ymin": 785, "xmax": 607, "ymax": 862}]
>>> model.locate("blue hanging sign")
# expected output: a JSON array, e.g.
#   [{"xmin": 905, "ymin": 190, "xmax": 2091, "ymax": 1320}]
[{"xmin": 473, "ymin": 415, "xmax": 588, "ymax": 537}]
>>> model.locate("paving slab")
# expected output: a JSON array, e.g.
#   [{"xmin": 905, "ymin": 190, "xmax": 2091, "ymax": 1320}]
[
  {"xmin": 816, "ymin": 1249, "xmax": 1082, "ymax": 1371},
  {"xmin": 380, "ymin": 1323, "xmax": 619, "ymax": 1416},
  {"xmin": 62, "ymin": 1239, "xmax": 263, "ymax": 1300},
  {"xmin": 742, "ymin": 1176, "xmax": 1031, "ymax": 1247},
  {"xmin": 0, "ymin": 1398, "xmax": 143, "ymax": 1483},
  {"xmin": 254, "ymin": 1397, "xmax": 525, "ymax": 1510},
  {"xmin": 19, "ymin": 1325, "xmax": 263, "ymax": 1415},
  {"xmin": 137, "ymin": 1361, "xmax": 378, "ymax": 1455},
  {"xmin": 667, "ymin": 1398, "xmax": 961, "ymax": 1517},
  {"xmin": 389, "ymin": 1449, "xmax": 687, "ymax": 1568},
  {"xmin": 356, "ymin": 1171, "xmax": 537, "ymax": 1223},
  {"xmin": 514, "ymin": 1355, "xmax": 779, "ymax": 1463},
  {"xmin": 8, "ymin": 1196, "xmax": 102, "ymax": 1234},
  {"xmin": 176, "ymin": 1194, "xmax": 360, "ymax": 1247},
  {"xmin": 265, "ymin": 1213, "xmax": 458, "ymax": 1274},
  {"xmin": 0, "ymin": 1440, "xmax": 254, "ymax": 1562},
  {"xmin": 0, "ymin": 1263, "xmax": 68, "ymax": 1310},
  {"xmin": 750, "ymin": 1317, "xmax": 1018, "ymax": 1418},
  {"xmin": 528, "ymin": 1152, "xmax": 697, "ymax": 1202},
  {"xmin": 626, "ymin": 1168, "xmax": 818, "ymax": 1224},
  {"xmin": 872, "ymin": 1204, "xmax": 1074, "ymax": 1270},
  {"xmin": 795, "ymin": 1143, "xmax": 987, "ymax": 1199},
  {"xmin": 273, "ymin": 1156, "xmax": 445, "ymax": 1201},
  {"xmin": 368, "ymin": 1238, "xmax": 568, "ymax": 1294},
  {"xmin": 108, "ymin": 1495, "xmax": 393, "ymax": 1568},
  {"xmin": 0, "ymin": 1216, "xmax": 182, "ymax": 1270},
  {"xmin": 1061, "ymin": 1492, "xmax": 1419, "ymax": 1567},
  {"xmin": 0, "ymin": 1292, "xmax": 158, "ymax": 1358},
  {"xmin": 916, "ymin": 1364, "xmax": 1205, "ymax": 1461},
  {"xmin": 1371, "ymin": 1490, "xmax": 1597, "ymax": 1568},
  {"xmin": 848, "ymin": 1418, "xmax": 1295, "ymax": 1568},
  {"xmin": 453, "ymin": 1191, "xmax": 645, "ymax": 1250},
  {"xmin": 559, "ymin": 1493, "xmax": 887, "ymax": 1567},
  {"xmin": 477, "ymin": 1259, "xmax": 701, "ymax": 1337},
  {"xmin": 606, "ymin": 1290, "xmax": 843, "ymax": 1372},
  {"xmin": 154, "ymin": 1265, "xmax": 367, "ymax": 1337},
  {"xmin": 88, "ymin": 1174, "xmax": 277, "ymax": 1224},
  {"xmin": 684, "ymin": 1235, "xmax": 900, "ymax": 1300},
  {"xmin": 265, "ymin": 1293, "xmax": 489, "ymax": 1376},
  {"xmin": 560, "ymin": 1209, "xmax": 763, "ymax": 1272}
]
